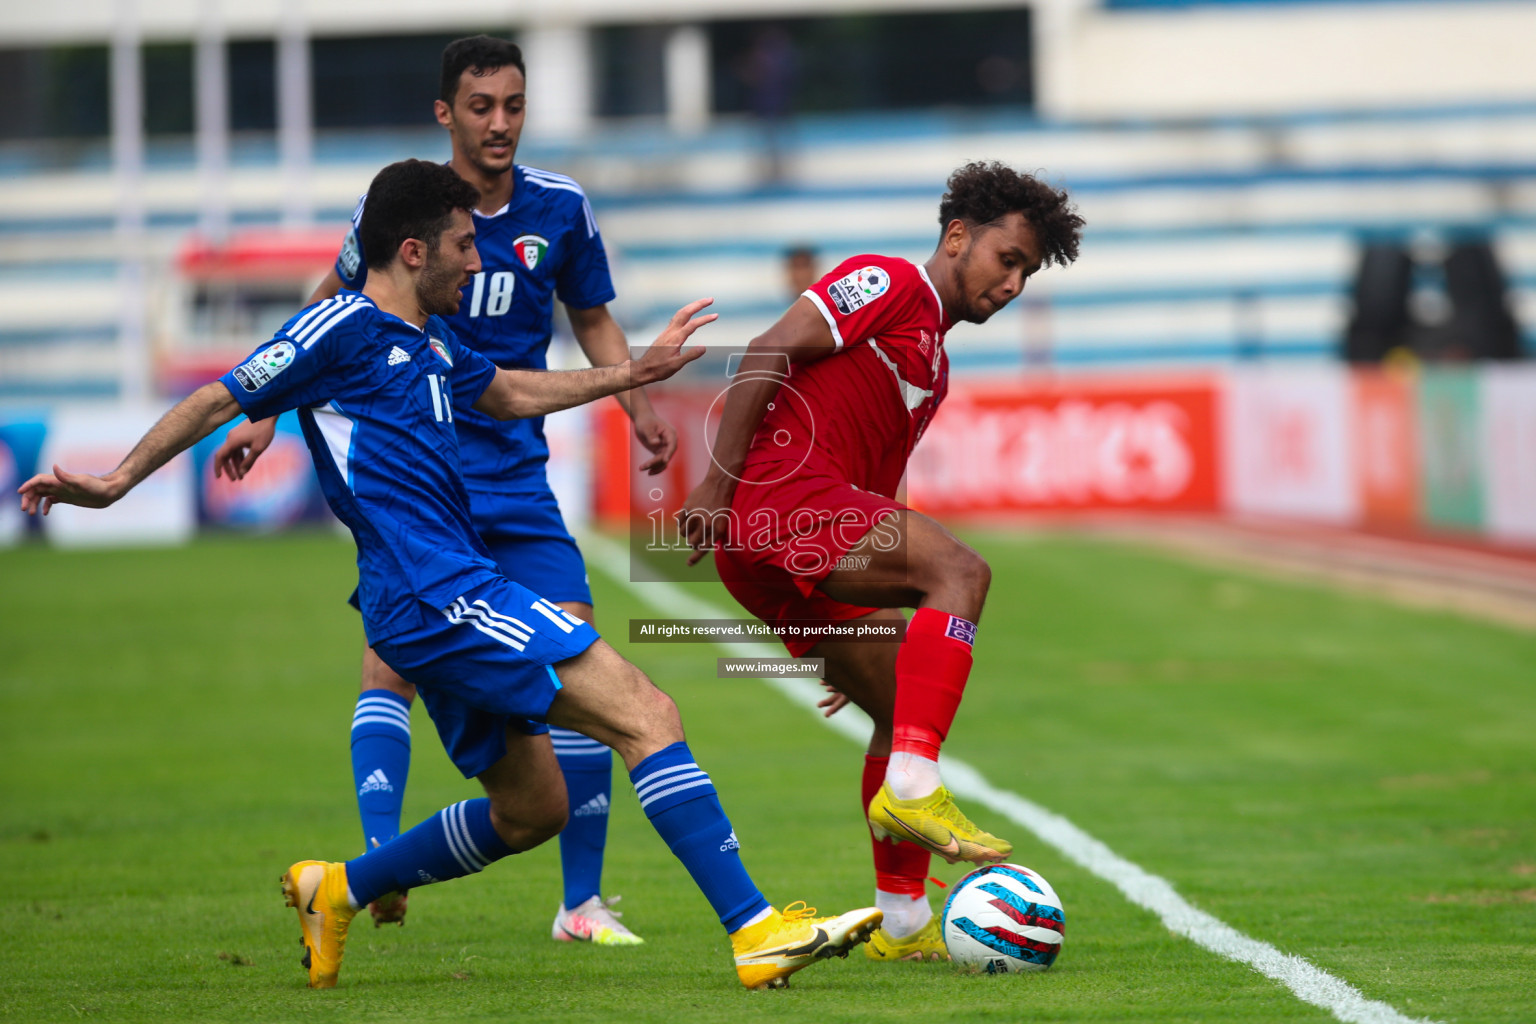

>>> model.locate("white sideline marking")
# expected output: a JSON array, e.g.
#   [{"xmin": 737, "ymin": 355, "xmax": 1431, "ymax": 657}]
[{"xmin": 583, "ymin": 535, "xmax": 1436, "ymax": 1024}]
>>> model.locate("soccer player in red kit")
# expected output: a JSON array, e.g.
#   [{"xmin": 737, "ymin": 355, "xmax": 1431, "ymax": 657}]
[{"xmin": 679, "ymin": 162, "xmax": 1083, "ymax": 961}]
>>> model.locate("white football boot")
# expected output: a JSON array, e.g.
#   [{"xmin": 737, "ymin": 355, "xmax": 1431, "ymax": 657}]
[{"xmin": 551, "ymin": 894, "xmax": 645, "ymax": 946}]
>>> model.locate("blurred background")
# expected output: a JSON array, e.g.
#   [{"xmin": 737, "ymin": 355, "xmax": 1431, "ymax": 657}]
[{"xmin": 1, "ymin": 0, "xmax": 1533, "ymax": 553}]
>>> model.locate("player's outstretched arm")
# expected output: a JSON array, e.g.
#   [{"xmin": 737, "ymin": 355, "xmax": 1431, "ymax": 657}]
[
  {"xmin": 210, "ymin": 275, "xmax": 341, "ymax": 482},
  {"xmin": 474, "ymin": 298, "xmax": 714, "ymax": 421},
  {"xmin": 676, "ymin": 298, "xmax": 836, "ymax": 563},
  {"xmin": 568, "ymin": 303, "xmax": 679, "ymax": 475},
  {"xmin": 18, "ymin": 382, "xmax": 242, "ymax": 515}
]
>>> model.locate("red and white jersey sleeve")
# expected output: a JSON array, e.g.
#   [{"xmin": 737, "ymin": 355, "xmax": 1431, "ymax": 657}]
[
  {"xmin": 743, "ymin": 254, "xmax": 951, "ymax": 496},
  {"xmin": 803, "ymin": 255, "xmax": 922, "ymax": 350}
]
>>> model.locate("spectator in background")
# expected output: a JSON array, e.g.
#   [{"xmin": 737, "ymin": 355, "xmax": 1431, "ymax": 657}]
[
  {"xmin": 741, "ymin": 27, "xmax": 799, "ymax": 184},
  {"xmin": 783, "ymin": 245, "xmax": 819, "ymax": 302}
]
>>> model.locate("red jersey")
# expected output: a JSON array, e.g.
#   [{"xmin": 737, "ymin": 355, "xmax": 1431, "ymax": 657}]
[{"xmin": 741, "ymin": 254, "xmax": 951, "ymax": 497}]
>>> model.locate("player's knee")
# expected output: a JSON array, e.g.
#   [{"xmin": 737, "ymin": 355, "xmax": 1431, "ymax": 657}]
[
  {"xmin": 923, "ymin": 540, "xmax": 990, "ymax": 609},
  {"xmin": 530, "ymin": 797, "xmax": 568, "ymax": 846},
  {"xmin": 563, "ymin": 655, "xmax": 685, "ymax": 764},
  {"xmin": 631, "ymin": 672, "xmax": 684, "ymax": 744},
  {"xmin": 963, "ymin": 549, "xmax": 992, "ymax": 600},
  {"xmin": 941, "ymin": 542, "xmax": 989, "ymax": 598},
  {"xmin": 489, "ymin": 790, "xmax": 567, "ymax": 851},
  {"xmin": 608, "ymin": 662, "xmax": 685, "ymax": 754}
]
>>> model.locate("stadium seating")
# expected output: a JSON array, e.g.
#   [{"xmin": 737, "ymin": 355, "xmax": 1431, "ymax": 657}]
[{"xmin": 0, "ymin": 103, "xmax": 1532, "ymax": 398}]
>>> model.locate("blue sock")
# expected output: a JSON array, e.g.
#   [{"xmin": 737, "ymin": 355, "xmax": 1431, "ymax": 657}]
[
  {"xmin": 552, "ymin": 727, "xmax": 612, "ymax": 910},
  {"xmin": 350, "ymin": 689, "xmax": 412, "ymax": 851},
  {"xmin": 630, "ymin": 741, "xmax": 770, "ymax": 933},
  {"xmin": 344, "ymin": 798, "xmax": 514, "ymax": 906}
]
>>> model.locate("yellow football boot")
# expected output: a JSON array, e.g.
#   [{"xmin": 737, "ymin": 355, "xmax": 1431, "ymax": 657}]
[
  {"xmin": 281, "ymin": 860, "xmax": 358, "ymax": 988},
  {"xmin": 730, "ymin": 902, "xmax": 883, "ymax": 990},
  {"xmin": 864, "ymin": 916, "xmax": 950, "ymax": 962},
  {"xmin": 867, "ymin": 782, "xmax": 1012, "ymax": 865}
]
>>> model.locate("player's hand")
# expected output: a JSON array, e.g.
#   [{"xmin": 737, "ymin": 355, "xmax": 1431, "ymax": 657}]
[
  {"xmin": 676, "ymin": 474, "xmax": 736, "ymax": 565},
  {"xmin": 213, "ymin": 417, "xmax": 277, "ymax": 480},
  {"xmin": 633, "ymin": 411, "xmax": 678, "ymax": 475},
  {"xmin": 631, "ymin": 299, "xmax": 714, "ymax": 386},
  {"xmin": 17, "ymin": 465, "xmax": 124, "ymax": 515},
  {"xmin": 816, "ymin": 681, "xmax": 851, "ymax": 718}
]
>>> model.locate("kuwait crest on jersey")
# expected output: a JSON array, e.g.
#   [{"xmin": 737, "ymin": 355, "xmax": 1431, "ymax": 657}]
[
  {"xmin": 427, "ymin": 336, "xmax": 452, "ymax": 366},
  {"xmin": 512, "ymin": 234, "xmax": 549, "ymax": 271},
  {"xmin": 827, "ymin": 265, "xmax": 891, "ymax": 315}
]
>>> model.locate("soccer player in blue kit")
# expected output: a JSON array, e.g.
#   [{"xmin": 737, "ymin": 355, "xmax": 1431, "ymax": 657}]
[
  {"xmin": 216, "ymin": 36, "xmax": 663, "ymax": 943},
  {"xmin": 20, "ymin": 158, "xmax": 882, "ymax": 991}
]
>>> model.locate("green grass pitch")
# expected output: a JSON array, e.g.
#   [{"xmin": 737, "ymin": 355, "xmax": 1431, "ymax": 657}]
[{"xmin": 1, "ymin": 530, "xmax": 1532, "ymax": 1022}]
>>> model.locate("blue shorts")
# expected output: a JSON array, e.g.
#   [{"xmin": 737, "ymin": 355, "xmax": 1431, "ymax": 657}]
[
  {"xmin": 373, "ymin": 577, "xmax": 600, "ymax": 779},
  {"xmin": 472, "ymin": 487, "xmax": 593, "ymax": 606}
]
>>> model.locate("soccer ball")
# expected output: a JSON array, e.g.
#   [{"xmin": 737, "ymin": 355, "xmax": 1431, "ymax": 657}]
[{"xmin": 940, "ymin": 863, "xmax": 1065, "ymax": 973}]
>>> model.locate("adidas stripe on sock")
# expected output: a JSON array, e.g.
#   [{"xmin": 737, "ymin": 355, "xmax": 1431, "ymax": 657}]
[
  {"xmin": 351, "ymin": 689, "xmax": 412, "ymax": 850},
  {"xmin": 553, "ymin": 726, "xmax": 614, "ymax": 910},
  {"xmin": 344, "ymin": 798, "xmax": 514, "ymax": 907},
  {"xmin": 630, "ymin": 742, "xmax": 769, "ymax": 933}
]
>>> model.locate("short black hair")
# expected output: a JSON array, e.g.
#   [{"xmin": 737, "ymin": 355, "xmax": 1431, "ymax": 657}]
[
  {"xmin": 359, "ymin": 159, "xmax": 480, "ymax": 271},
  {"xmin": 440, "ymin": 35, "xmax": 526, "ymax": 106},
  {"xmin": 938, "ymin": 161, "xmax": 1084, "ymax": 268}
]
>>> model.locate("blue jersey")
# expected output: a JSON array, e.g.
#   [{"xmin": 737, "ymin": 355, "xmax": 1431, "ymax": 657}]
[
  {"xmin": 335, "ymin": 164, "xmax": 616, "ymax": 513},
  {"xmin": 220, "ymin": 294, "xmax": 500, "ymax": 643}
]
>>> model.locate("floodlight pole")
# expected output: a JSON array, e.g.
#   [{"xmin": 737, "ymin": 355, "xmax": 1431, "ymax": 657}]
[
  {"xmin": 1034, "ymin": 0, "xmax": 1091, "ymax": 120},
  {"xmin": 112, "ymin": 0, "xmax": 150, "ymax": 404},
  {"xmin": 278, "ymin": 0, "xmax": 313, "ymax": 226},
  {"xmin": 522, "ymin": 23, "xmax": 593, "ymax": 139},
  {"xmin": 195, "ymin": 0, "xmax": 230, "ymax": 243},
  {"xmin": 665, "ymin": 25, "xmax": 710, "ymax": 136}
]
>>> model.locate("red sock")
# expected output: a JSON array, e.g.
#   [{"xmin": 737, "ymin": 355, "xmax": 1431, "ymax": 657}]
[
  {"xmin": 891, "ymin": 607, "xmax": 975, "ymax": 761},
  {"xmin": 863, "ymin": 754, "xmax": 930, "ymax": 896}
]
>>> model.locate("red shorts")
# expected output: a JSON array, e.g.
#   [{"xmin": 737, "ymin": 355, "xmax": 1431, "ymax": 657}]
[{"xmin": 714, "ymin": 469, "xmax": 904, "ymax": 658}]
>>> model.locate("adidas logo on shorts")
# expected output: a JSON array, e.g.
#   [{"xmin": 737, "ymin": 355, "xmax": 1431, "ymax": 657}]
[{"xmin": 719, "ymin": 830, "xmax": 740, "ymax": 852}]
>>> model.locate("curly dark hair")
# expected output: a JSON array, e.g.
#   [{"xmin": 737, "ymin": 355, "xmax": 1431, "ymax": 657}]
[
  {"xmin": 440, "ymin": 35, "xmax": 526, "ymax": 106},
  {"xmin": 359, "ymin": 160, "xmax": 480, "ymax": 271},
  {"xmin": 938, "ymin": 161, "xmax": 1084, "ymax": 267}
]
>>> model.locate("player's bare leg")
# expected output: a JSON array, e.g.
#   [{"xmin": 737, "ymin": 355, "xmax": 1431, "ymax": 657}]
[
  {"xmin": 817, "ymin": 510, "xmax": 1012, "ymax": 866},
  {"xmin": 545, "ymin": 640, "xmax": 881, "ymax": 988},
  {"xmin": 818, "ymin": 510, "xmax": 989, "ymax": 621},
  {"xmin": 812, "ymin": 614, "xmax": 947, "ymax": 960},
  {"xmin": 476, "ymin": 728, "xmax": 570, "ymax": 850},
  {"xmin": 809, "ymin": 614, "xmax": 899, "ymax": 753},
  {"xmin": 541, "ymin": 639, "xmax": 681, "ymax": 768},
  {"xmin": 362, "ymin": 648, "xmax": 418, "ymax": 700}
]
